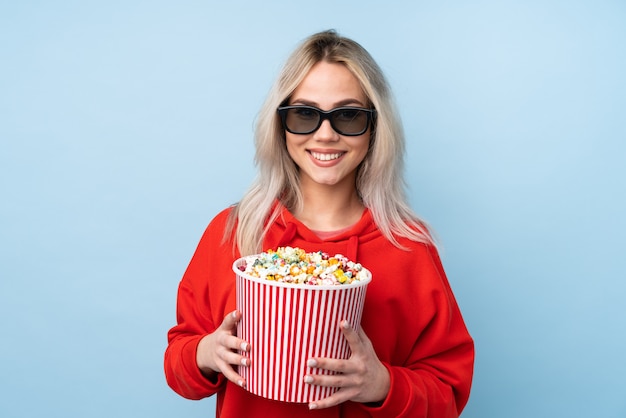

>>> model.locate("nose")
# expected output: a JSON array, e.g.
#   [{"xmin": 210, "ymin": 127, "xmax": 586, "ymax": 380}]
[{"xmin": 313, "ymin": 119, "xmax": 339, "ymax": 141}]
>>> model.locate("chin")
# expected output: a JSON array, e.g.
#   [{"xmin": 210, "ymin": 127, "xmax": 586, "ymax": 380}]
[
  {"xmin": 301, "ymin": 169, "xmax": 356, "ymax": 188},
  {"xmin": 312, "ymin": 175, "xmax": 349, "ymax": 187}
]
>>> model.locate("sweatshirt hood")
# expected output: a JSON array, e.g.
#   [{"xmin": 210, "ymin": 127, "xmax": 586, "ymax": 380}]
[{"xmin": 263, "ymin": 201, "xmax": 382, "ymax": 262}]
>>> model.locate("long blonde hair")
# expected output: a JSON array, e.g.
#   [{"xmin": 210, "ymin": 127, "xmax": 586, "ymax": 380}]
[{"xmin": 229, "ymin": 30, "xmax": 433, "ymax": 255}]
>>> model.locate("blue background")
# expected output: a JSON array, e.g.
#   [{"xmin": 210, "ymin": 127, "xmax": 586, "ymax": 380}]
[{"xmin": 1, "ymin": 1, "xmax": 625, "ymax": 417}]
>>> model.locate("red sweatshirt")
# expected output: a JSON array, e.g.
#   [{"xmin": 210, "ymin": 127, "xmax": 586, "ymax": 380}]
[{"xmin": 164, "ymin": 204, "xmax": 474, "ymax": 417}]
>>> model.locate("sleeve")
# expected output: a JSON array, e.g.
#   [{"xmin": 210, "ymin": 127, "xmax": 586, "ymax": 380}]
[
  {"xmin": 358, "ymin": 244, "xmax": 475, "ymax": 418},
  {"xmin": 163, "ymin": 223, "xmax": 228, "ymax": 400}
]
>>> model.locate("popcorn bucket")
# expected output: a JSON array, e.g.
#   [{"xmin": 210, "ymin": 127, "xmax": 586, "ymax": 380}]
[{"xmin": 233, "ymin": 256, "xmax": 371, "ymax": 403}]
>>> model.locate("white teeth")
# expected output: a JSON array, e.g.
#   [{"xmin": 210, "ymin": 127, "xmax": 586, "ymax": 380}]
[{"xmin": 311, "ymin": 152, "xmax": 342, "ymax": 161}]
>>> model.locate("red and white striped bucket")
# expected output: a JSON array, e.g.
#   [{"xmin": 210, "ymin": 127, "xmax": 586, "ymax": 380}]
[{"xmin": 233, "ymin": 256, "xmax": 371, "ymax": 403}]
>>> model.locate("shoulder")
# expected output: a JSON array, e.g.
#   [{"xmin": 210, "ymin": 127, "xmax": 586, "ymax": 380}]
[
  {"xmin": 192, "ymin": 205, "xmax": 237, "ymax": 252},
  {"xmin": 205, "ymin": 205, "xmax": 236, "ymax": 232},
  {"xmin": 399, "ymin": 237, "xmax": 445, "ymax": 275}
]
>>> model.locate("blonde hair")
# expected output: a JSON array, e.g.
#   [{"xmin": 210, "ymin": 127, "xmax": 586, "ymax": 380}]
[{"xmin": 229, "ymin": 30, "xmax": 433, "ymax": 256}]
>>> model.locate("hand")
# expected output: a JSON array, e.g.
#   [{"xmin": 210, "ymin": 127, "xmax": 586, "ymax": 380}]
[
  {"xmin": 304, "ymin": 320, "xmax": 390, "ymax": 410},
  {"xmin": 196, "ymin": 310, "xmax": 251, "ymax": 388}
]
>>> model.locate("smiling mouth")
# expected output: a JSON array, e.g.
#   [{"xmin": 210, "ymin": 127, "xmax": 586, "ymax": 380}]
[{"xmin": 309, "ymin": 151, "xmax": 344, "ymax": 161}]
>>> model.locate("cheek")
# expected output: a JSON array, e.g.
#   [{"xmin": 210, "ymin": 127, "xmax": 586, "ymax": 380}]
[
  {"xmin": 285, "ymin": 138, "xmax": 296, "ymax": 160},
  {"xmin": 285, "ymin": 135, "xmax": 307, "ymax": 158},
  {"xmin": 353, "ymin": 136, "xmax": 371, "ymax": 162}
]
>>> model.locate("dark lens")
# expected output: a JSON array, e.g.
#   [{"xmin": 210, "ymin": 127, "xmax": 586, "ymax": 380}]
[
  {"xmin": 331, "ymin": 109, "xmax": 368, "ymax": 135},
  {"xmin": 286, "ymin": 107, "xmax": 320, "ymax": 133}
]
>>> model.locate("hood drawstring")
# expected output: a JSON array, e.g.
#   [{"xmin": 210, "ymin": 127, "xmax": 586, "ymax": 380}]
[
  {"xmin": 347, "ymin": 235, "xmax": 359, "ymax": 262},
  {"xmin": 277, "ymin": 222, "xmax": 297, "ymax": 248}
]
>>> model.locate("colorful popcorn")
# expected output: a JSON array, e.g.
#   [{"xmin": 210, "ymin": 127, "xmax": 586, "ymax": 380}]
[{"xmin": 238, "ymin": 246, "xmax": 368, "ymax": 286}]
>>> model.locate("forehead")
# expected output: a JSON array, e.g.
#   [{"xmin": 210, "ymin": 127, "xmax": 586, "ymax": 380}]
[{"xmin": 290, "ymin": 61, "xmax": 367, "ymax": 107}]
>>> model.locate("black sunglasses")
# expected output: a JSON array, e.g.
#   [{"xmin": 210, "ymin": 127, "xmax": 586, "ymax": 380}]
[{"xmin": 277, "ymin": 105, "xmax": 376, "ymax": 136}]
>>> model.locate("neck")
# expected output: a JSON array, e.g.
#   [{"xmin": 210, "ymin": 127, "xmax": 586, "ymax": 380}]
[{"xmin": 294, "ymin": 178, "xmax": 365, "ymax": 231}]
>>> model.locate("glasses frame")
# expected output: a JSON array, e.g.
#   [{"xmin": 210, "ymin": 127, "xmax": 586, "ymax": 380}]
[{"xmin": 277, "ymin": 105, "xmax": 376, "ymax": 136}]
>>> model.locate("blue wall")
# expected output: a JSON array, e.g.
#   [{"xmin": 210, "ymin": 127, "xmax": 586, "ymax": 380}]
[{"xmin": 1, "ymin": 1, "xmax": 624, "ymax": 417}]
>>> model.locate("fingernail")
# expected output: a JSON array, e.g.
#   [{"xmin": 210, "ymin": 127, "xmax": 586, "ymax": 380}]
[
  {"xmin": 240, "ymin": 357, "xmax": 248, "ymax": 366},
  {"xmin": 240, "ymin": 342, "xmax": 249, "ymax": 351},
  {"xmin": 303, "ymin": 375, "xmax": 314, "ymax": 384},
  {"xmin": 309, "ymin": 403, "xmax": 317, "ymax": 410},
  {"xmin": 232, "ymin": 311, "xmax": 238, "ymax": 318},
  {"xmin": 342, "ymin": 320, "xmax": 351, "ymax": 329},
  {"xmin": 238, "ymin": 379, "xmax": 244, "ymax": 387},
  {"xmin": 307, "ymin": 359, "xmax": 317, "ymax": 367}
]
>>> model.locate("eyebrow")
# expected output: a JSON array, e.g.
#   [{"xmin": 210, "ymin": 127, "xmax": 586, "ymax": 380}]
[{"xmin": 289, "ymin": 98, "xmax": 367, "ymax": 108}]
